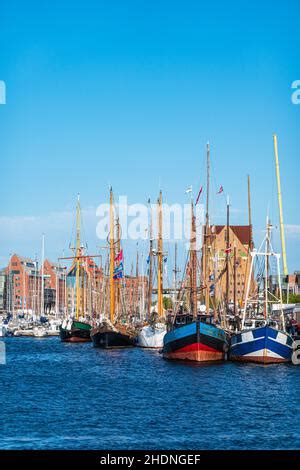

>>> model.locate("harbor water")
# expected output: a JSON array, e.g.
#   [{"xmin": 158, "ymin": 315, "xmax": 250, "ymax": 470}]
[{"xmin": 0, "ymin": 337, "xmax": 299, "ymax": 450}]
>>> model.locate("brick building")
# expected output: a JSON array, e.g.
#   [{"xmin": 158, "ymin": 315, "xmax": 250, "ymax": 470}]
[
  {"xmin": 7, "ymin": 254, "xmax": 41, "ymax": 314},
  {"xmin": 209, "ymin": 225, "xmax": 253, "ymax": 306}
]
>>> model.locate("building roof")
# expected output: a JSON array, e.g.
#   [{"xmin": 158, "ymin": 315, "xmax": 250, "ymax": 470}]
[{"xmin": 214, "ymin": 225, "xmax": 251, "ymax": 246}]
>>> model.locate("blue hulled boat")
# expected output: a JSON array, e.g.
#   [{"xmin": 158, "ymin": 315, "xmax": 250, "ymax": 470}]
[
  {"xmin": 230, "ymin": 319, "xmax": 293, "ymax": 364},
  {"xmin": 163, "ymin": 314, "xmax": 228, "ymax": 362}
]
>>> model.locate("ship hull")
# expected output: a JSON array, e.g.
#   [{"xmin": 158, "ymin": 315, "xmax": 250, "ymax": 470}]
[
  {"xmin": 137, "ymin": 323, "xmax": 166, "ymax": 349},
  {"xmin": 229, "ymin": 326, "xmax": 293, "ymax": 364},
  {"xmin": 163, "ymin": 320, "xmax": 228, "ymax": 362},
  {"xmin": 60, "ymin": 321, "xmax": 91, "ymax": 343},
  {"xmin": 91, "ymin": 325, "xmax": 136, "ymax": 349}
]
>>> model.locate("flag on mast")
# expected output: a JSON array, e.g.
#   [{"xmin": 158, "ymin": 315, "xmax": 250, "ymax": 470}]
[
  {"xmin": 217, "ymin": 185, "xmax": 224, "ymax": 194},
  {"xmin": 195, "ymin": 186, "xmax": 203, "ymax": 205}
]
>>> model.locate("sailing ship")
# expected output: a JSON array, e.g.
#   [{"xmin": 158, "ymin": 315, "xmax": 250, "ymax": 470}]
[
  {"xmin": 137, "ymin": 192, "xmax": 167, "ymax": 348},
  {"xmin": 59, "ymin": 195, "xmax": 92, "ymax": 343},
  {"xmin": 91, "ymin": 188, "xmax": 136, "ymax": 348},
  {"xmin": 163, "ymin": 144, "xmax": 228, "ymax": 362},
  {"xmin": 229, "ymin": 219, "xmax": 293, "ymax": 363},
  {"xmin": 230, "ymin": 135, "xmax": 294, "ymax": 364}
]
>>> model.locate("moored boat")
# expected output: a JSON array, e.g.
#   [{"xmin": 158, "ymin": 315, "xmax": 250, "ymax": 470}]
[
  {"xmin": 163, "ymin": 313, "xmax": 228, "ymax": 362},
  {"xmin": 137, "ymin": 322, "xmax": 166, "ymax": 349},
  {"xmin": 60, "ymin": 318, "xmax": 91, "ymax": 343},
  {"xmin": 92, "ymin": 188, "xmax": 137, "ymax": 349},
  {"xmin": 229, "ymin": 218, "xmax": 293, "ymax": 364},
  {"xmin": 230, "ymin": 319, "xmax": 293, "ymax": 364},
  {"xmin": 91, "ymin": 320, "xmax": 135, "ymax": 348}
]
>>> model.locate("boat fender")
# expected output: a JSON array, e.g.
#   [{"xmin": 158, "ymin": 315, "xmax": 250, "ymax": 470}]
[
  {"xmin": 223, "ymin": 342, "xmax": 229, "ymax": 353},
  {"xmin": 292, "ymin": 340, "xmax": 300, "ymax": 365},
  {"xmin": 292, "ymin": 339, "xmax": 300, "ymax": 351}
]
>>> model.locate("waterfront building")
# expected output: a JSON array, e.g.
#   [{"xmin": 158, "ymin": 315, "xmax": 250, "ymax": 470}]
[
  {"xmin": 7, "ymin": 254, "xmax": 42, "ymax": 315},
  {"xmin": 208, "ymin": 225, "xmax": 253, "ymax": 306}
]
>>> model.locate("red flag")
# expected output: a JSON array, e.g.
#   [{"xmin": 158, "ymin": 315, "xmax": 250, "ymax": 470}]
[
  {"xmin": 114, "ymin": 249, "xmax": 123, "ymax": 263},
  {"xmin": 217, "ymin": 185, "xmax": 223, "ymax": 194},
  {"xmin": 195, "ymin": 186, "xmax": 203, "ymax": 205},
  {"xmin": 225, "ymin": 244, "xmax": 232, "ymax": 254}
]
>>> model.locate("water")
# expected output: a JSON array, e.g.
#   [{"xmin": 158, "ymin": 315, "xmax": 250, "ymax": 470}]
[{"xmin": 0, "ymin": 337, "xmax": 299, "ymax": 450}]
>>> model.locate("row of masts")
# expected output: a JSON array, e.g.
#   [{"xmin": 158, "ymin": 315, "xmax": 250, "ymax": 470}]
[{"xmin": 44, "ymin": 134, "xmax": 287, "ymax": 323}]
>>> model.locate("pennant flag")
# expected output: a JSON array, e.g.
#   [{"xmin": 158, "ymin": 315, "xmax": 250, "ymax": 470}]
[
  {"xmin": 163, "ymin": 257, "xmax": 168, "ymax": 263},
  {"xmin": 225, "ymin": 244, "xmax": 232, "ymax": 254},
  {"xmin": 114, "ymin": 249, "xmax": 123, "ymax": 263},
  {"xmin": 113, "ymin": 271, "xmax": 123, "ymax": 280},
  {"xmin": 114, "ymin": 262, "xmax": 124, "ymax": 274},
  {"xmin": 146, "ymin": 255, "xmax": 150, "ymax": 264},
  {"xmin": 217, "ymin": 185, "xmax": 223, "ymax": 194},
  {"xmin": 185, "ymin": 186, "xmax": 192, "ymax": 194},
  {"xmin": 195, "ymin": 186, "xmax": 203, "ymax": 205}
]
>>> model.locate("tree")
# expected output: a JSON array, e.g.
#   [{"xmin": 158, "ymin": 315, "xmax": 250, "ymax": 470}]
[{"xmin": 163, "ymin": 296, "xmax": 173, "ymax": 310}]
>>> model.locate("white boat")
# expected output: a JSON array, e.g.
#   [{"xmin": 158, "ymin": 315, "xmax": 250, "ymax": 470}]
[
  {"xmin": 137, "ymin": 322, "xmax": 166, "ymax": 348},
  {"xmin": 14, "ymin": 328, "xmax": 34, "ymax": 337},
  {"xmin": 0, "ymin": 323, "xmax": 7, "ymax": 337},
  {"xmin": 46, "ymin": 319, "xmax": 62, "ymax": 336},
  {"xmin": 33, "ymin": 326, "xmax": 48, "ymax": 338}
]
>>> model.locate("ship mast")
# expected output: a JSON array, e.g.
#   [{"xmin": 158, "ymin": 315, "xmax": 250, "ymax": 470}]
[
  {"xmin": 190, "ymin": 200, "xmax": 197, "ymax": 318},
  {"xmin": 204, "ymin": 142, "xmax": 210, "ymax": 313},
  {"xmin": 225, "ymin": 196, "xmax": 230, "ymax": 310},
  {"xmin": 41, "ymin": 234, "xmax": 45, "ymax": 317},
  {"xmin": 273, "ymin": 134, "xmax": 288, "ymax": 276},
  {"xmin": 75, "ymin": 195, "xmax": 81, "ymax": 320},
  {"xmin": 109, "ymin": 187, "xmax": 115, "ymax": 323},
  {"xmin": 116, "ymin": 217, "xmax": 121, "ymax": 318},
  {"xmin": 264, "ymin": 217, "xmax": 270, "ymax": 319},
  {"xmin": 247, "ymin": 175, "xmax": 254, "ymax": 251},
  {"xmin": 157, "ymin": 191, "xmax": 163, "ymax": 317},
  {"xmin": 147, "ymin": 200, "xmax": 153, "ymax": 319}
]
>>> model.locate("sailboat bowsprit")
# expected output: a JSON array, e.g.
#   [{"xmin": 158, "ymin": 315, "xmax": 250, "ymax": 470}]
[{"xmin": 163, "ymin": 314, "xmax": 228, "ymax": 362}]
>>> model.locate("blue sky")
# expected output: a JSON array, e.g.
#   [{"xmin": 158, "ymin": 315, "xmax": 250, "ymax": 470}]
[{"xmin": 0, "ymin": 0, "xmax": 299, "ymax": 274}]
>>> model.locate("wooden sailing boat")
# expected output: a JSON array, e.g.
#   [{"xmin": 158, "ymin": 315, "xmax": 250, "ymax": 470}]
[
  {"xmin": 163, "ymin": 143, "xmax": 228, "ymax": 362},
  {"xmin": 137, "ymin": 192, "xmax": 167, "ymax": 348},
  {"xmin": 91, "ymin": 188, "xmax": 136, "ymax": 348},
  {"xmin": 59, "ymin": 195, "xmax": 92, "ymax": 343}
]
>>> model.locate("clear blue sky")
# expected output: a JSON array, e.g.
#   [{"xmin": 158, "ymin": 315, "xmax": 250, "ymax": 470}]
[{"xmin": 0, "ymin": 0, "xmax": 299, "ymax": 273}]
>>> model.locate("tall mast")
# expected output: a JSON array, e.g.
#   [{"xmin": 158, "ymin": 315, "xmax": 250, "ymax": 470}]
[
  {"xmin": 247, "ymin": 175, "xmax": 254, "ymax": 251},
  {"xmin": 190, "ymin": 200, "xmax": 197, "ymax": 318},
  {"xmin": 157, "ymin": 191, "xmax": 163, "ymax": 317},
  {"xmin": 41, "ymin": 234, "xmax": 45, "ymax": 316},
  {"xmin": 204, "ymin": 142, "xmax": 210, "ymax": 313},
  {"xmin": 147, "ymin": 201, "xmax": 153, "ymax": 318},
  {"xmin": 273, "ymin": 134, "xmax": 288, "ymax": 276},
  {"xmin": 75, "ymin": 195, "xmax": 81, "ymax": 320},
  {"xmin": 264, "ymin": 217, "xmax": 270, "ymax": 319},
  {"xmin": 116, "ymin": 217, "xmax": 121, "ymax": 318},
  {"xmin": 225, "ymin": 196, "xmax": 230, "ymax": 309},
  {"xmin": 233, "ymin": 243, "xmax": 237, "ymax": 316},
  {"xmin": 109, "ymin": 187, "xmax": 115, "ymax": 323},
  {"xmin": 173, "ymin": 242, "xmax": 179, "ymax": 306}
]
